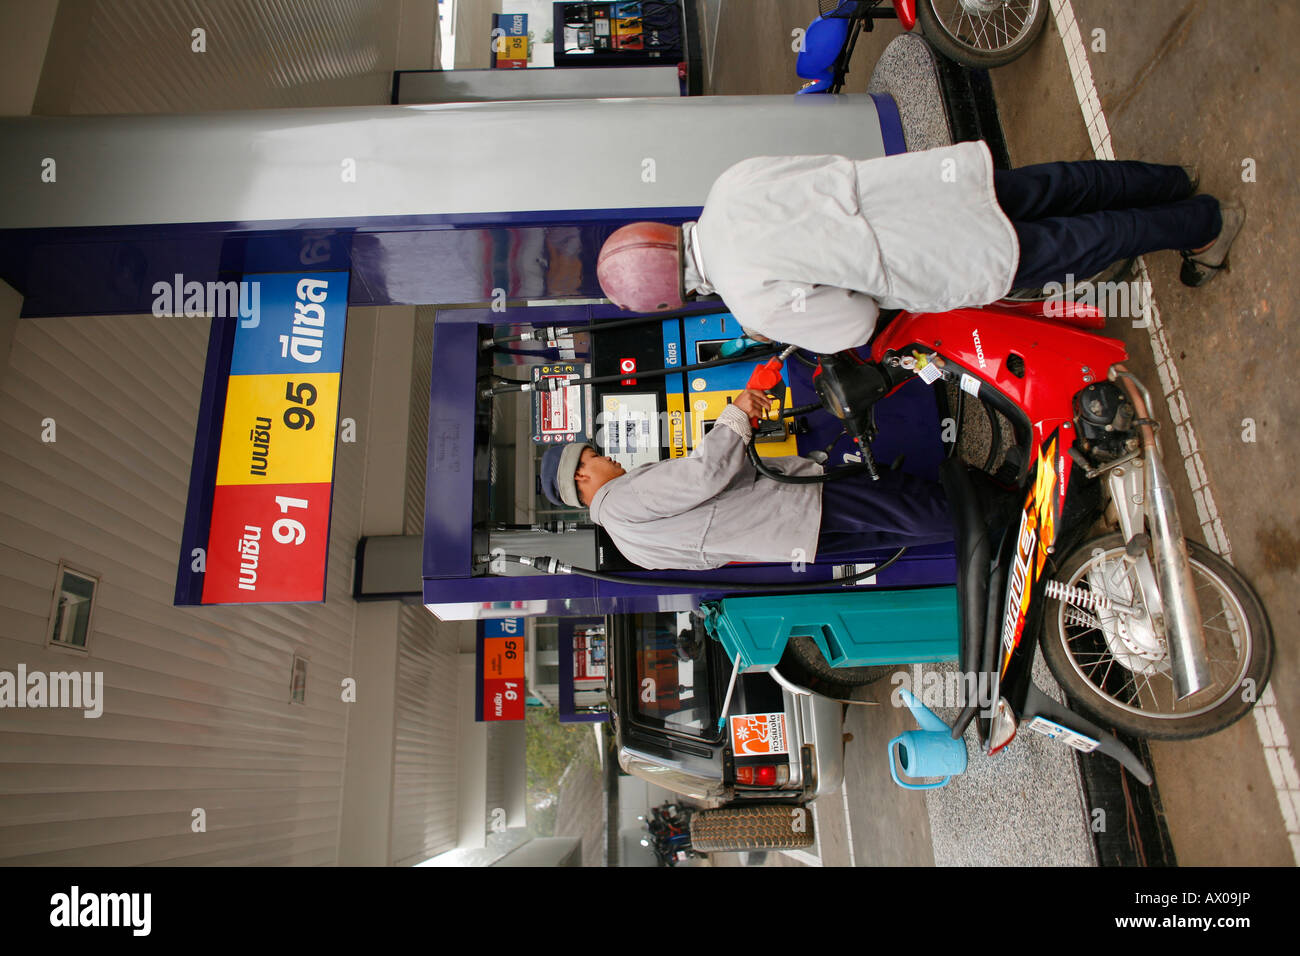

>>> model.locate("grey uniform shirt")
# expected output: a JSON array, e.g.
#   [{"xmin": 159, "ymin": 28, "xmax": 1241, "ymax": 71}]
[
  {"xmin": 588, "ymin": 404, "xmax": 824, "ymax": 570},
  {"xmin": 681, "ymin": 141, "xmax": 1019, "ymax": 354}
]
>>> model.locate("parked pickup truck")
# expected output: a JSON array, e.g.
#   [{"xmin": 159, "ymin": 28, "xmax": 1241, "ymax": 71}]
[{"xmin": 607, "ymin": 610, "xmax": 846, "ymax": 853}]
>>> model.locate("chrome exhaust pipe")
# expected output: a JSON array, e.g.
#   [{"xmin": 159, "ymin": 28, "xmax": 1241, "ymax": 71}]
[{"xmin": 1110, "ymin": 368, "xmax": 1211, "ymax": 698}]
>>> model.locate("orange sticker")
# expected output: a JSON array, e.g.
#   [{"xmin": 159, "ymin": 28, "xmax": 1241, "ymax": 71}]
[{"xmin": 729, "ymin": 713, "xmax": 788, "ymax": 756}]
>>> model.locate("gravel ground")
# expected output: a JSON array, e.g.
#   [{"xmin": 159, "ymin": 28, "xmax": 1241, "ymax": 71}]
[
  {"xmin": 918, "ymin": 655, "xmax": 1097, "ymax": 867},
  {"xmin": 867, "ymin": 34, "xmax": 952, "ymax": 152}
]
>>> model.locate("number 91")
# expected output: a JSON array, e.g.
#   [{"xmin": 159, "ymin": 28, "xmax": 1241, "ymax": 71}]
[{"xmin": 273, "ymin": 518, "xmax": 306, "ymax": 545}]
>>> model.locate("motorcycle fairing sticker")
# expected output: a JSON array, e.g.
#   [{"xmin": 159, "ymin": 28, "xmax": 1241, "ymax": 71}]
[{"xmin": 999, "ymin": 434, "xmax": 1060, "ymax": 674}]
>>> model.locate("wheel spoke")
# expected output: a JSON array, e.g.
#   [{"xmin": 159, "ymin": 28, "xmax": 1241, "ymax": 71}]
[
  {"xmin": 1098, "ymin": 654, "xmax": 1118, "ymax": 690},
  {"xmin": 1082, "ymin": 653, "xmax": 1115, "ymax": 681},
  {"xmin": 947, "ymin": 2, "xmax": 966, "ymax": 41},
  {"xmin": 1129, "ymin": 670, "xmax": 1156, "ymax": 712},
  {"xmin": 1202, "ymin": 606, "xmax": 1230, "ymax": 626}
]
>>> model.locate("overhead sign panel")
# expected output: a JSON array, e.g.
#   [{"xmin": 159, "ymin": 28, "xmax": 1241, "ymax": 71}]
[
  {"xmin": 176, "ymin": 271, "xmax": 349, "ymax": 605},
  {"xmin": 477, "ymin": 617, "xmax": 527, "ymax": 721}
]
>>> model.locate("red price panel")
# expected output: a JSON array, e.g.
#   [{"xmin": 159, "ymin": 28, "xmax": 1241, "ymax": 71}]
[
  {"xmin": 482, "ymin": 678, "xmax": 526, "ymax": 720},
  {"xmin": 478, "ymin": 618, "xmax": 526, "ymax": 721},
  {"xmin": 201, "ymin": 482, "xmax": 332, "ymax": 603}
]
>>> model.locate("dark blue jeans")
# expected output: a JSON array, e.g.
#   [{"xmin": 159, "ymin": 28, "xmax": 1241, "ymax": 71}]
[
  {"xmin": 994, "ymin": 161, "xmax": 1222, "ymax": 287},
  {"xmin": 816, "ymin": 470, "xmax": 952, "ymax": 556}
]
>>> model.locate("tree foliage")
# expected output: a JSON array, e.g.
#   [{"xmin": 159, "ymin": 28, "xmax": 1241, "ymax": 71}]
[{"xmin": 525, "ymin": 706, "xmax": 594, "ymax": 790}]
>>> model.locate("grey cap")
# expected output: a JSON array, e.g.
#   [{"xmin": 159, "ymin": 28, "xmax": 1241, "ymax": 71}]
[{"xmin": 540, "ymin": 442, "xmax": 590, "ymax": 508}]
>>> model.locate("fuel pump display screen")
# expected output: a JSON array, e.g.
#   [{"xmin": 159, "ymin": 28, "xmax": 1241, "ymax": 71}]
[{"xmin": 600, "ymin": 391, "xmax": 660, "ymax": 470}]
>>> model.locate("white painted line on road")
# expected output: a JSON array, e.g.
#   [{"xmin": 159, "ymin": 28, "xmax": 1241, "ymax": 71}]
[
  {"xmin": 1050, "ymin": 0, "xmax": 1300, "ymax": 865},
  {"xmin": 841, "ymin": 780, "xmax": 858, "ymax": 867},
  {"xmin": 708, "ymin": 0, "xmax": 724, "ymax": 93}
]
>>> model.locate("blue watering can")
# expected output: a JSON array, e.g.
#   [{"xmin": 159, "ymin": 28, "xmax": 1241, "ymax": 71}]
[{"xmin": 888, "ymin": 688, "xmax": 967, "ymax": 790}]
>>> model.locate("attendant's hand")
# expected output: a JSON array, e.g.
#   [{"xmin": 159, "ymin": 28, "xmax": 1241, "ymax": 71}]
[{"xmin": 732, "ymin": 388, "xmax": 773, "ymax": 421}]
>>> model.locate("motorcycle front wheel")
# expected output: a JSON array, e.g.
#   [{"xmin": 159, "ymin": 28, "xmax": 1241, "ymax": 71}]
[
  {"xmin": 915, "ymin": 0, "xmax": 1048, "ymax": 69},
  {"xmin": 1041, "ymin": 534, "xmax": 1273, "ymax": 740}
]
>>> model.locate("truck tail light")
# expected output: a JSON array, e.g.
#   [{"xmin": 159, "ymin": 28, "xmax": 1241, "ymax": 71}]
[{"xmin": 736, "ymin": 765, "xmax": 790, "ymax": 787}]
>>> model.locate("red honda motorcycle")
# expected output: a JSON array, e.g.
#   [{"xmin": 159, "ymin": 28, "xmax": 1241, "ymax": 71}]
[{"xmin": 799, "ymin": 300, "xmax": 1272, "ymax": 770}]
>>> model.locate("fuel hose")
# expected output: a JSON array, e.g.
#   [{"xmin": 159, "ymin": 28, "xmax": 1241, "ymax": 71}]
[
  {"xmin": 482, "ymin": 306, "xmax": 739, "ymax": 347},
  {"xmin": 485, "ymin": 549, "xmax": 906, "ymax": 592},
  {"xmin": 744, "ymin": 434, "xmax": 878, "ymax": 483},
  {"xmin": 482, "ymin": 344, "xmax": 781, "ymax": 398}
]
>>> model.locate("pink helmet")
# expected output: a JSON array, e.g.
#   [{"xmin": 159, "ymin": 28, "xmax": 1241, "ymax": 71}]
[{"xmin": 596, "ymin": 222, "xmax": 685, "ymax": 312}]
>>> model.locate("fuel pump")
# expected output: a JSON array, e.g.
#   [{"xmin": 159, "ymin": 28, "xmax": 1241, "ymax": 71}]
[
  {"xmin": 479, "ymin": 310, "xmax": 818, "ymax": 574},
  {"xmin": 476, "ymin": 312, "xmax": 914, "ymax": 589}
]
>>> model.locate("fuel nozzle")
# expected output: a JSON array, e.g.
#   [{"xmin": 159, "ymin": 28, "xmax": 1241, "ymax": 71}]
[{"xmin": 743, "ymin": 345, "xmax": 798, "ymax": 427}]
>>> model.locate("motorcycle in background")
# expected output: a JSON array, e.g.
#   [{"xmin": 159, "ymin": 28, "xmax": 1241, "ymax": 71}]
[
  {"xmin": 640, "ymin": 802, "xmax": 706, "ymax": 866},
  {"xmin": 797, "ymin": 0, "xmax": 1048, "ymax": 94}
]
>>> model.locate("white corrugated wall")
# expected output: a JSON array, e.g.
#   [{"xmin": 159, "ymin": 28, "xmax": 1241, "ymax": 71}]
[
  {"xmin": 0, "ymin": 310, "xmax": 373, "ymax": 864},
  {"xmin": 33, "ymin": 0, "xmax": 435, "ymax": 115},
  {"xmin": 0, "ymin": 0, "xmax": 475, "ymax": 865},
  {"xmin": 390, "ymin": 603, "xmax": 461, "ymax": 865}
]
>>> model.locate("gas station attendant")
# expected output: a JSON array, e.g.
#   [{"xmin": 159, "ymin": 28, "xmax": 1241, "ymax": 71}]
[
  {"xmin": 595, "ymin": 141, "xmax": 1243, "ymax": 354},
  {"xmin": 539, "ymin": 391, "xmax": 951, "ymax": 572}
]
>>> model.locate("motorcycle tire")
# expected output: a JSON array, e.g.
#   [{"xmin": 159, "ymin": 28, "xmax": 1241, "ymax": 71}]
[
  {"xmin": 777, "ymin": 634, "xmax": 896, "ymax": 700},
  {"xmin": 1041, "ymin": 534, "xmax": 1273, "ymax": 740},
  {"xmin": 915, "ymin": 0, "xmax": 1048, "ymax": 69}
]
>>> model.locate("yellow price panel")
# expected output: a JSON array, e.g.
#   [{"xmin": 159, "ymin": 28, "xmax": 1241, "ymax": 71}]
[
  {"xmin": 500, "ymin": 35, "xmax": 528, "ymax": 60},
  {"xmin": 216, "ymin": 372, "xmax": 340, "ymax": 486},
  {"xmin": 665, "ymin": 393, "xmax": 688, "ymax": 458},
  {"xmin": 688, "ymin": 388, "xmax": 800, "ymax": 457}
]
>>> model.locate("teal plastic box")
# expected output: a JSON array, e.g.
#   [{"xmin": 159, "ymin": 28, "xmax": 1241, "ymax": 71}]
[{"xmin": 703, "ymin": 587, "xmax": 960, "ymax": 671}]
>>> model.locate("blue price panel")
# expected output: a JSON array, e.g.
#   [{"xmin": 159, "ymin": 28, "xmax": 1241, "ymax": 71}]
[
  {"xmin": 484, "ymin": 617, "xmax": 524, "ymax": 638},
  {"xmin": 229, "ymin": 272, "xmax": 349, "ymax": 376}
]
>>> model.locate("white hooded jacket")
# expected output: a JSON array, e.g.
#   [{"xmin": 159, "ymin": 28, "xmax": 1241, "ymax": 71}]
[{"xmin": 681, "ymin": 141, "xmax": 1019, "ymax": 354}]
